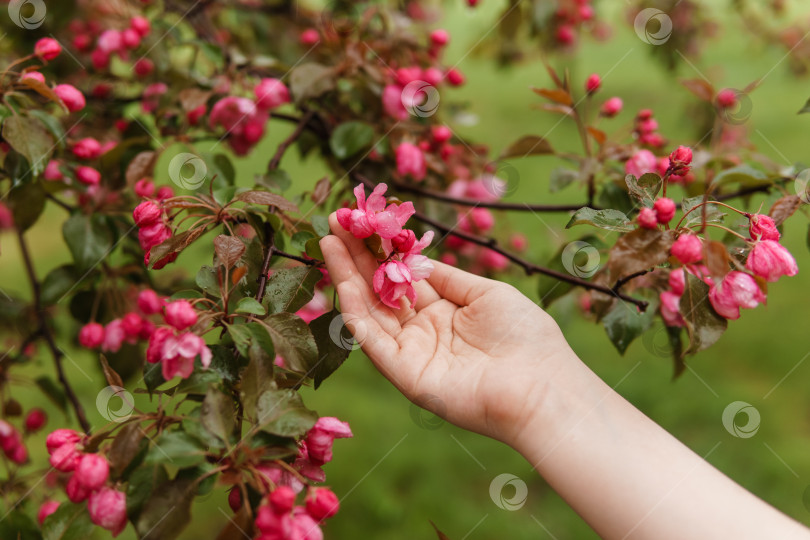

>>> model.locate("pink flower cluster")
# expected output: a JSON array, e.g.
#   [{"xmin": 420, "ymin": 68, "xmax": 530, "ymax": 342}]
[
  {"xmin": 0, "ymin": 419, "xmax": 29, "ymax": 464},
  {"xmin": 145, "ymin": 299, "xmax": 212, "ymax": 380},
  {"xmin": 133, "ymin": 197, "xmax": 177, "ymax": 269},
  {"xmin": 626, "ymin": 145, "xmax": 695, "ymax": 192},
  {"xmin": 254, "ymin": 485, "xmax": 339, "ymax": 540},
  {"xmin": 208, "ymin": 78, "xmax": 290, "ymax": 155},
  {"xmin": 551, "ymin": 0, "xmax": 596, "ymax": 46},
  {"xmin": 337, "ymin": 184, "xmax": 434, "ymax": 309},
  {"xmin": 660, "ymin": 216, "xmax": 797, "ymax": 324},
  {"xmin": 68, "ymin": 16, "xmax": 151, "ymax": 73},
  {"xmin": 78, "ymin": 289, "xmax": 165, "ymax": 353},
  {"xmin": 46, "ymin": 430, "xmax": 127, "ymax": 536},
  {"xmin": 633, "ymin": 109, "xmax": 665, "ymax": 148}
]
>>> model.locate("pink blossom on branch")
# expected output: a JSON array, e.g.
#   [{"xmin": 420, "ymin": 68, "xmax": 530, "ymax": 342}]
[{"xmin": 745, "ymin": 240, "xmax": 798, "ymax": 282}]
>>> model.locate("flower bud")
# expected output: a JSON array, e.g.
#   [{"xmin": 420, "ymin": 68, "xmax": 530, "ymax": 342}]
[
  {"xmin": 667, "ymin": 146, "xmax": 692, "ymax": 175},
  {"xmin": 228, "ymin": 488, "xmax": 241, "ymax": 512},
  {"xmin": 66, "ymin": 473, "xmax": 91, "ymax": 502},
  {"xmin": 54, "ymin": 85, "xmax": 86, "ymax": 112},
  {"xmin": 300, "ymin": 28, "xmax": 320, "ymax": 45},
  {"xmin": 269, "ymin": 486, "xmax": 297, "ymax": 514},
  {"xmin": 49, "ymin": 442, "xmax": 80, "ymax": 472},
  {"xmin": 748, "ymin": 214, "xmax": 780, "ymax": 241},
  {"xmin": 306, "ymin": 487, "xmax": 339, "ymax": 521},
  {"xmin": 653, "ymin": 197, "xmax": 676, "ymax": 224},
  {"xmin": 38, "ymin": 501, "xmax": 59, "ymax": 526},
  {"xmin": 254, "ymin": 78, "xmax": 291, "ymax": 110},
  {"xmin": 79, "ymin": 322, "xmax": 105, "ymax": 349},
  {"xmin": 133, "ymin": 200, "xmax": 162, "ymax": 227},
  {"xmin": 395, "ymin": 142, "xmax": 427, "ymax": 181},
  {"xmin": 72, "ymin": 138, "xmax": 102, "ymax": 160},
  {"xmin": 716, "ymin": 88, "xmax": 737, "ymax": 109},
  {"xmin": 637, "ymin": 207, "xmax": 658, "ymax": 229},
  {"xmin": 76, "ymin": 453, "xmax": 110, "ymax": 491},
  {"xmin": 130, "ymin": 16, "xmax": 151, "ymax": 38},
  {"xmin": 585, "ymin": 73, "xmax": 601, "ymax": 93},
  {"xmin": 164, "ymin": 300, "xmax": 198, "ymax": 330},
  {"xmin": 430, "ymin": 29, "xmax": 450, "ymax": 47},
  {"xmin": 137, "ymin": 289, "xmax": 163, "ymax": 314},
  {"xmin": 46, "ymin": 429, "xmax": 81, "ymax": 453},
  {"xmin": 600, "ymin": 97, "xmax": 622, "ymax": 117},
  {"xmin": 88, "ymin": 488, "xmax": 128, "ymax": 536},
  {"xmin": 34, "ymin": 38, "xmax": 62, "ymax": 61},
  {"xmin": 671, "ymin": 234, "xmax": 703, "ymax": 264},
  {"xmin": 24, "ymin": 408, "xmax": 47, "ymax": 432},
  {"xmin": 76, "ymin": 166, "xmax": 101, "ymax": 186},
  {"xmin": 445, "ymin": 68, "xmax": 465, "ymax": 86}
]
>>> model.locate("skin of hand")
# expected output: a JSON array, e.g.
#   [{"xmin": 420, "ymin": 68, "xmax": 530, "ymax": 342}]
[{"xmin": 319, "ymin": 213, "xmax": 576, "ymax": 446}]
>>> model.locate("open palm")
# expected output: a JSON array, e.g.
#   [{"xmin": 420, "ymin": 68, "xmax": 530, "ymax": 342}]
[{"xmin": 320, "ymin": 215, "xmax": 576, "ymax": 443}]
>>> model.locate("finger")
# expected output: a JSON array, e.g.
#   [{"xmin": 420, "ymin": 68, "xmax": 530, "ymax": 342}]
[
  {"xmin": 333, "ymin": 280, "xmax": 400, "ymax": 368},
  {"xmin": 426, "ymin": 260, "xmax": 498, "ymax": 306},
  {"xmin": 327, "ymin": 212, "xmax": 442, "ymax": 314},
  {"xmin": 320, "ymin": 234, "xmax": 402, "ymax": 336}
]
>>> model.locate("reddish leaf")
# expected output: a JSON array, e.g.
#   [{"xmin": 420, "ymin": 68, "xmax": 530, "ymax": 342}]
[
  {"xmin": 703, "ymin": 240, "xmax": 731, "ymax": 282},
  {"xmin": 235, "ymin": 190, "xmax": 299, "ymax": 213},
  {"xmin": 21, "ymin": 77, "xmax": 63, "ymax": 105},
  {"xmin": 126, "ymin": 151, "xmax": 157, "ymax": 185},
  {"xmin": 99, "ymin": 354, "xmax": 124, "ymax": 388},
  {"xmin": 149, "ymin": 227, "xmax": 206, "ymax": 268},
  {"xmin": 214, "ymin": 235, "xmax": 246, "ymax": 269},
  {"xmin": 231, "ymin": 265, "xmax": 247, "ymax": 285},
  {"xmin": 679, "ymin": 274, "xmax": 727, "ymax": 355},
  {"xmin": 531, "ymin": 87, "xmax": 573, "ymax": 106},
  {"xmin": 499, "ymin": 135, "xmax": 555, "ymax": 159},
  {"xmin": 178, "ymin": 88, "xmax": 212, "ymax": 112},
  {"xmin": 311, "ymin": 176, "xmax": 331, "ymax": 204},
  {"xmin": 108, "ymin": 422, "xmax": 145, "ymax": 475},
  {"xmin": 587, "ymin": 126, "xmax": 607, "ymax": 145},
  {"xmin": 680, "ymin": 78, "xmax": 715, "ymax": 102},
  {"xmin": 607, "ymin": 229, "xmax": 674, "ymax": 282},
  {"xmin": 768, "ymin": 194, "xmax": 801, "ymax": 226}
]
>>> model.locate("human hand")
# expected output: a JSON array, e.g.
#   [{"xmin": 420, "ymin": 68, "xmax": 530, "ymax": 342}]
[{"xmin": 320, "ymin": 214, "xmax": 578, "ymax": 445}]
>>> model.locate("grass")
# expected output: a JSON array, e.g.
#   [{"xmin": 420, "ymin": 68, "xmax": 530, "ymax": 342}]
[{"xmin": 2, "ymin": 1, "xmax": 810, "ymax": 538}]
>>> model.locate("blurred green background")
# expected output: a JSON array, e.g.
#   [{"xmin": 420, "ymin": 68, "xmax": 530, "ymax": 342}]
[{"xmin": 3, "ymin": 1, "xmax": 810, "ymax": 538}]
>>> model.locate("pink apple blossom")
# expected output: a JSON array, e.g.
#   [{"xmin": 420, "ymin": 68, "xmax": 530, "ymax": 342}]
[
  {"xmin": 164, "ymin": 300, "xmax": 198, "ymax": 330},
  {"xmin": 671, "ymin": 234, "xmax": 703, "ymax": 264},
  {"xmin": 396, "ymin": 142, "xmax": 427, "ymax": 181},
  {"xmin": 625, "ymin": 149, "xmax": 657, "ymax": 178},
  {"xmin": 306, "ymin": 487, "xmax": 339, "ymax": 521},
  {"xmin": 637, "ymin": 207, "xmax": 658, "ymax": 229},
  {"xmin": 79, "ymin": 322, "xmax": 105, "ymax": 348},
  {"xmin": 748, "ymin": 214, "xmax": 780, "ymax": 241},
  {"xmin": 254, "ymin": 78, "xmax": 291, "ymax": 110},
  {"xmin": 88, "ymin": 488, "xmax": 128, "ymax": 537},
  {"xmin": 708, "ymin": 271, "xmax": 766, "ymax": 320},
  {"xmin": 745, "ymin": 240, "xmax": 798, "ymax": 282}
]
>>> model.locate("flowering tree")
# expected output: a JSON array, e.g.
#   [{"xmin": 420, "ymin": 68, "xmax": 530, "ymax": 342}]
[{"xmin": 0, "ymin": 0, "xmax": 806, "ymax": 538}]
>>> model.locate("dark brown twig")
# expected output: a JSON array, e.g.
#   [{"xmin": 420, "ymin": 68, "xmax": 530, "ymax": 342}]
[
  {"xmin": 268, "ymin": 110, "xmax": 315, "ymax": 171},
  {"xmin": 255, "ymin": 221, "xmax": 276, "ymax": 303},
  {"xmin": 17, "ymin": 230, "xmax": 90, "ymax": 433}
]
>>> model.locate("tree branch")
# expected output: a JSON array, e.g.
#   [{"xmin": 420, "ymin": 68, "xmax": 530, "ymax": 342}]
[
  {"xmin": 17, "ymin": 230, "xmax": 90, "ymax": 434},
  {"xmin": 255, "ymin": 221, "xmax": 276, "ymax": 303},
  {"xmin": 268, "ymin": 110, "xmax": 315, "ymax": 171}
]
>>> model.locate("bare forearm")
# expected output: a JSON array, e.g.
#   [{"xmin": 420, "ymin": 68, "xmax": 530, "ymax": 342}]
[{"xmin": 512, "ymin": 351, "xmax": 809, "ymax": 540}]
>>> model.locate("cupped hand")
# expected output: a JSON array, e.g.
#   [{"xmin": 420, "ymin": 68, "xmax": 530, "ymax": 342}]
[{"xmin": 320, "ymin": 214, "xmax": 578, "ymax": 444}]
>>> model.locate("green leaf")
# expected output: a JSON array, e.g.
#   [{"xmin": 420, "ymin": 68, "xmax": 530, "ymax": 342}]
[
  {"xmin": 499, "ymin": 135, "xmax": 555, "ymax": 159},
  {"xmin": 799, "ymin": 96, "xmax": 810, "ymax": 114},
  {"xmin": 625, "ymin": 173, "xmax": 662, "ymax": 206},
  {"xmin": 289, "ymin": 63, "xmax": 335, "ymax": 103},
  {"xmin": 201, "ymin": 387, "xmax": 235, "ymax": 444},
  {"xmin": 329, "ymin": 121, "xmax": 374, "ymax": 160},
  {"xmin": 310, "ymin": 310, "xmax": 352, "ymax": 389},
  {"xmin": 29, "ymin": 109, "xmax": 66, "ymax": 151},
  {"xmin": 208, "ymin": 344, "xmax": 242, "ymax": 384},
  {"xmin": 305, "ymin": 237, "xmax": 324, "ymax": 260},
  {"xmin": 134, "ymin": 476, "xmax": 196, "ymax": 540},
  {"xmin": 7, "ymin": 180, "xmax": 46, "ymax": 231},
  {"xmin": 607, "ymin": 228, "xmax": 674, "ymax": 283},
  {"xmin": 256, "ymin": 386, "xmax": 318, "ymax": 437},
  {"xmin": 176, "ymin": 368, "xmax": 220, "ymax": 395},
  {"xmin": 195, "ymin": 265, "xmax": 219, "ymax": 294},
  {"xmin": 41, "ymin": 265, "xmax": 84, "ymax": 305},
  {"xmin": 3, "ymin": 115, "xmax": 54, "ymax": 177},
  {"xmin": 264, "ymin": 267, "xmax": 322, "ymax": 314},
  {"xmin": 602, "ymin": 300, "xmax": 656, "ymax": 354},
  {"xmin": 0, "ymin": 510, "xmax": 42, "ymax": 540},
  {"xmin": 261, "ymin": 313, "xmax": 318, "ymax": 373},
  {"xmin": 566, "ymin": 207, "xmax": 634, "ymax": 232},
  {"xmin": 291, "ymin": 230, "xmax": 316, "ymax": 251},
  {"xmin": 549, "ymin": 167, "xmax": 579, "ymax": 192},
  {"xmin": 257, "ymin": 169, "xmax": 292, "ymax": 193},
  {"xmin": 537, "ymin": 235, "xmax": 606, "ymax": 307},
  {"xmin": 681, "ymin": 196, "xmax": 726, "ymax": 227},
  {"xmin": 62, "ymin": 214, "xmax": 114, "ymax": 272},
  {"xmin": 235, "ymin": 297, "xmax": 266, "ymax": 315},
  {"xmin": 679, "ymin": 274, "xmax": 728, "ymax": 355},
  {"xmin": 712, "ymin": 165, "xmax": 769, "ymax": 188},
  {"xmin": 42, "ymin": 502, "xmax": 93, "ymax": 540},
  {"xmin": 240, "ymin": 335, "xmax": 276, "ymax": 419},
  {"xmin": 311, "ymin": 215, "xmax": 330, "ymax": 237},
  {"xmin": 35, "ymin": 376, "xmax": 67, "ymax": 411},
  {"xmin": 126, "ymin": 463, "xmax": 169, "ymax": 520},
  {"xmin": 108, "ymin": 422, "xmax": 145, "ymax": 476},
  {"xmin": 143, "ymin": 363, "xmax": 166, "ymax": 393},
  {"xmin": 144, "ymin": 431, "xmax": 208, "ymax": 469}
]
